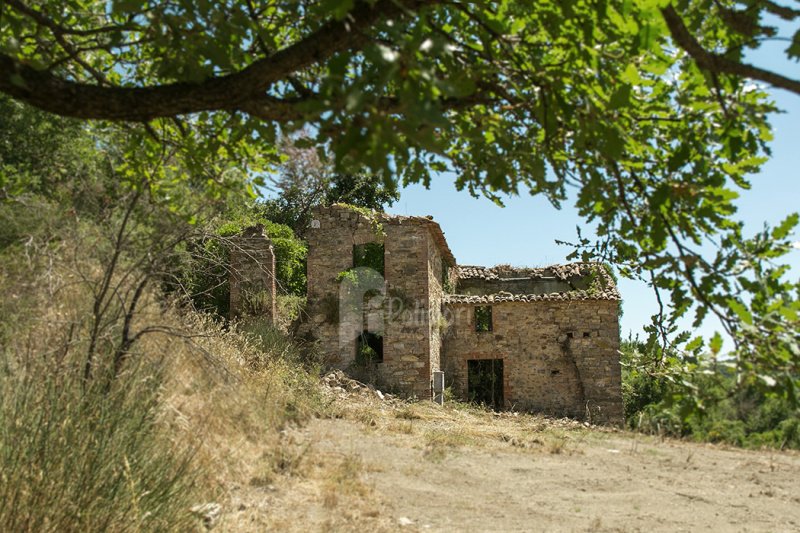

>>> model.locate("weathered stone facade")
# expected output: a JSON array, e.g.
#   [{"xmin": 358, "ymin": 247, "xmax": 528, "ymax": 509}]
[
  {"xmin": 304, "ymin": 205, "xmax": 454, "ymax": 398},
  {"xmin": 229, "ymin": 225, "xmax": 276, "ymax": 324},
  {"xmin": 442, "ymin": 299, "xmax": 622, "ymax": 423},
  {"xmin": 302, "ymin": 205, "xmax": 623, "ymax": 424},
  {"xmin": 442, "ymin": 264, "xmax": 623, "ymax": 423}
]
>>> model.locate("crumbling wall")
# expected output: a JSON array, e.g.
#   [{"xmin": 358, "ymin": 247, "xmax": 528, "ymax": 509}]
[
  {"xmin": 229, "ymin": 225, "xmax": 276, "ymax": 323},
  {"xmin": 425, "ymin": 230, "xmax": 446, "ymax": 400},
  {"xmin": 305, "ymin": 206, "xmax": 438, "ymax": 398},
  {"xmin": 305, "ymin": 206, "xmax": 382, "ymax": 368},
  {"xmin": 442, "ymin": 299, "xmax": 623, "ymax": 425}
]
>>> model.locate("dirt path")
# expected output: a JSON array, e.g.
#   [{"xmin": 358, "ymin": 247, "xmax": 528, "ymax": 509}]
[
  {"xmin": 308, "ymin": 419, "xmax": 799, "ymax": 532},
  {"xmin": 220, "ymin": 397, "xmax": 800, "ymax": 532}
]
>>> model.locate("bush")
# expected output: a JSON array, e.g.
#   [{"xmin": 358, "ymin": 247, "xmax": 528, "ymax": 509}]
[
  {"xmin": 630, "ymin": 404, "xmax": 686, "ymax": 438},
  {"xmin": 701, "ymin": 419, "xmax": 747, "ymax": 446},
  {"xmin": 217, "ymin": 217, "xmax": 307, "ymax": 295},
  {"xmin": 778, "ymin": 418, "xmax": 800, "ymax": 448},
  {"xmin": 180, "ymin": 211, "xmax": 308, "ymax": 319},
  {"xmin": 620, "ymin": 337, "xmax": 672, "ymax": 425},
  {"xmin": 621, "ymin": 336, "xmax": 800, "ymax": 450},
  {"xmin": 276, "ymin": 294, "xmax": 306, "ymax": 332}
]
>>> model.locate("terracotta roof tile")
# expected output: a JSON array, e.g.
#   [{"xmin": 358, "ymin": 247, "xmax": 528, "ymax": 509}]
[{"xmin": 444, "ymin": 288, "xmax": 620, "ymax": 304}]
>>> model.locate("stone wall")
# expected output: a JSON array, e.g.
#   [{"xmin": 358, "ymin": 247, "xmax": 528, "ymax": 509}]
[
  {"xmin": 425, "ymin": 229, "xmax": 446, "ymax": 399},
  {"xmin": 458, "ymin": 277, "xmax": 586, "ymax": 296},
  {"xmin": 304, "ymin": 205, "xmax": 623, "ymax": 421},
  {"xmin": 305, "ymin": 206, "xmax": 452, "ymax": 398},
  {"xmin": 442, "ymin": 299, "xmax": 623, "ymax": 424},
  {"xmin": 229, "ymin": 225, "xmax": 276, "ymax": 323}
]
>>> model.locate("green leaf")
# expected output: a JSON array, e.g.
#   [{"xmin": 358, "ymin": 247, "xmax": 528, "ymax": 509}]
[
  {"xmin": 787, "ymin": 29, "xmax": 800, "ymax": 59},
  {"xmin": 9, "ymin": 74, "xmax": 26, "ymax": 89},
  {"xmin": 685, "ymin": 336, "xmax": 704, "ymax": 352},
  {"xmin": 772, "ymin": 213, "xmax": 799, "ymax": 240},
  {"xmin": 727, "ymin": 299, "xmax": 753, "ymax": 325},
  {"xmin": 709, "ymin": 332, "xmax": 723, "ymax": 356},
  {"xmin": 322, "ymin": 0, "xmax": 355, "ymax": 19}
]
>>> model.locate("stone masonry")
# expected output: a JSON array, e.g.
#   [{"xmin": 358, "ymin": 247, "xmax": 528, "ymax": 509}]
[
  {"xmin": 264, "ymin": 205, "xmax": 622, "ymax": 424},
  {"xmin": 442, "ymin": 264, "xmax": 623, "ymax": 423},
  {"xmin": 304, "ymin": 205, "xmax": 454, "ymax": 399},
  {"xmin": 229, "ymin": 225, "xmax": 276, "ymax": 324}
]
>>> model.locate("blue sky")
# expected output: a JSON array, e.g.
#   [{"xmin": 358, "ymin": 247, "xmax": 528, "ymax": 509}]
[{"xmin": 387, "ymin": 40, "xmax": 800, "ymax": 346}]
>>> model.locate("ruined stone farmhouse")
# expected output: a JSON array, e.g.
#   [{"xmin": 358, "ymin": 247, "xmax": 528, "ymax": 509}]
[{"xmin": 232, "ymin": 204, "xmax": 623, "ymax": 424}]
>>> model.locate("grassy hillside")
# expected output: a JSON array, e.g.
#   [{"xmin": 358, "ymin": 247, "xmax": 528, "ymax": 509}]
[{"xmin": 0, "ymin": 228, "xmax": 325, "ymax": 530}]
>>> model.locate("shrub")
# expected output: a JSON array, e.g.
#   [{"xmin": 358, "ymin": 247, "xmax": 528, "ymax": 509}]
[
  {"xmin": 629, "ymin": 403, "xmax": 686, "ymax": 438},
  {"xmin": 217, "ymin": 216, "xmax": 307, "ymax": 295},
  {"xmin": 180, "ymin": 212, "xmax": 308, "ymax": 319},
  {"xmin": 778, "ymin": 418, "xmax": 800, "ymax": 448},
  {"xmin": 277, "ymin": 294, "xmax": 306, "ymax": 332},
  {"xmin": 702, "ymin": 419, "xmax": 747, "ymax": 446}
]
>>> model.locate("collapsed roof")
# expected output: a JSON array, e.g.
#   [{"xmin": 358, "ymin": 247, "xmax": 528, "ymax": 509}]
[
  {"xmin": 446, "ymin": 262, "xmax": 620, "ymax": 304},
  {"xmin": 326, "ymin": 204, "xmax": 456, "ymax": 266}
]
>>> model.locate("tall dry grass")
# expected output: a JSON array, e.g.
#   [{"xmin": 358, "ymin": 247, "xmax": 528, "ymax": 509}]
[{"xmin": 0, "ymin": 225, "xmax": 325, "ymax": 531}]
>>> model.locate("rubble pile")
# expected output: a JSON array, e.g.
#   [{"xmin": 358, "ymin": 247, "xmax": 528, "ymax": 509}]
[{"xmin": 320, "ymin": 370, "xmax": 396, "ymax": 402}]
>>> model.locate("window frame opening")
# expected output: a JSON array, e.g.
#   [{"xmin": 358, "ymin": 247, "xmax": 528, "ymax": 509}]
[
  {"xmin": 353, "ymin": 242, "xmax": 385, "ymax": 276},
  {"xmin": 355, "ymin": 330, "xmax": 384, "ymax": 365},
  {"xmin": 474, "ymin": 305, "xmax": 493, "ymax": 332}
]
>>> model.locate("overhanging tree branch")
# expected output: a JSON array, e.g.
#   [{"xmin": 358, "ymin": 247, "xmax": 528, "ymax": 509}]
[
  {"xmin": 661, "ymin": 5, "xmax": 800, "ymax": 96},
  {"xmin": 238, "ymin": 89, "xmax": 499, "ymax": 122},
  {"xmin": 0, "ymin": 0, "xmax": 443, "ymax": 121}
]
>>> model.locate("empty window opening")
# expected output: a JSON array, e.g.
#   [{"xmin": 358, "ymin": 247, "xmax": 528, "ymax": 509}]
[
  {"xmin": 583, "ymin": 331, "xmax": 591, "ymax": 338},
  {"xmin": 467, "ymin": 359, "xmax": 504, "ymax": 410},
  {"xmin": 474, "ymin": 306, "xmax": 493, "ymax": 332},
  {"xmin": 551, "ymin": 369, "xmax": 561, "ymax": 376},
  {"xmin": 356, "ymin": 331, "xmax": 383, "ymax": 365},
  {"xmin": 566, "ymin": 332, "xmax": 574, "ymax": 339},
  {"xmin": 353, "ymin": 242, "xmax": 385, "ymax": 275}
]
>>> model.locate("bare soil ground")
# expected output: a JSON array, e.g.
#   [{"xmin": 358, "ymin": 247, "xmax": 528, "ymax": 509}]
[{"xmin": 218, "ymin": 389, "xmax": 800, "ymax": 532}]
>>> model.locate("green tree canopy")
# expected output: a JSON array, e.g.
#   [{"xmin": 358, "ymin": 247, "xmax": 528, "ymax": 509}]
[
  {"xmin": 0, "ymin": 0, "xmax": 798, "ymax": 402},
  {"xmin": 258, "ymin": 138, "xmax": 398, "ymax": 235}
]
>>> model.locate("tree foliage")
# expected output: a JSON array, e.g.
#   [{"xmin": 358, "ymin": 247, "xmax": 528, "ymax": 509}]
[
  {"xmin": 258, "ymin": 138, "xmax": 398, "ymax": 236},
  {"xmin": 177, "ymin": 207, "xmax": 309, "ymax": 320},
  {"xmin": 621, "ymin": 336, "xmax": 800, "ymax": 448},
  {"xmin": 0, "ymin": 1, "xmax": 798, "ymax": 404}
]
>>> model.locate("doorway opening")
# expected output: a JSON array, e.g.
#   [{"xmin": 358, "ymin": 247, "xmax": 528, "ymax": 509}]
[{"xmin": 467, "ymin": 359, "xmax": 504, "ymax": 410}]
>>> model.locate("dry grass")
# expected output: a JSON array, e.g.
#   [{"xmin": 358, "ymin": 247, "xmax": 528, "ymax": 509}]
[
  {"xmin": 0, "ymin": 247, "xmax": 207, "ymax": 530},
  {"xmin": 321, "ymin": 454, "xmax": 370, "ymax": 509},
  {"xmin": 159, "ymin": 312, "xmax": 324, "ymax": 493},
  {"xmin": 325, "ymin": 387, "xmax": 608, "ymax": 460},
  {"xmin": 0, "ymin": 236, "xmax": 326, "ymax": 531}
]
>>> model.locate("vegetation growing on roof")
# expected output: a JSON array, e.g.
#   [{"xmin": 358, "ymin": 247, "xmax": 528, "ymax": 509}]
[
  {"xmin": 332, "ymin": 203, "xmax": 385, "ymax": 237},
  {"xmin": 584, "ymin": 264, "xmax": 614, "ymax": 296}
]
